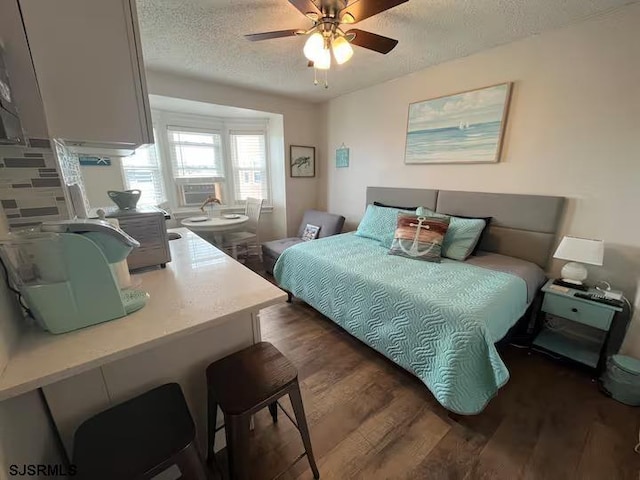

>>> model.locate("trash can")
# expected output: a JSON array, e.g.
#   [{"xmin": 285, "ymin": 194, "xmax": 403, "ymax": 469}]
[{"xmin": 601, "ymin": 354, "xmax": 640, "ymax": 406}]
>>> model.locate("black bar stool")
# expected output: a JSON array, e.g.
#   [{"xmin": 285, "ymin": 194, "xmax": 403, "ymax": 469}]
[
  {"xmin": 206, "ymin": 342, "xmax": 320, "ymax": 480},
  {"xmin": 73, "ymin": 383, "xmax": 209, "ymax": 480}
]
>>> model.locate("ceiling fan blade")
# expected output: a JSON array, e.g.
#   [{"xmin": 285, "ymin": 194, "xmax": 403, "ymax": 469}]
[
  {"xmin": 244, "ymin": 29, "xmax": 303, "ymax": 41},
  {"xmin": 339, "ymin": 0, "xmax": 408, "ymax": 23},
  {"xmin": 288, "ymin": 0, "xmax": 322, "ymax": 18},
  {"xmin": 346, "ymin": 29, "xmax": 398, "ymax": 54}
]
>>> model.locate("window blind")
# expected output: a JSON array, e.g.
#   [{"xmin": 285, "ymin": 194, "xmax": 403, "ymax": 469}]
[
  {"xmin": 167, "ymin": 127, "xmax": 224, "ymax": 180},
  {"xmin": 121, "ymin": 139, "xmax": 166, "ymax": 206},
  {"xmin": 229, "ymin": 131, "xmax": 268, "ymax": 203}
]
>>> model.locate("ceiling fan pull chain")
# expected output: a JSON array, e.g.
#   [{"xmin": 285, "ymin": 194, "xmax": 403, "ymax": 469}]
[
  {"xmin": 313, "ymin": 67, "xmax": 319, "ymax": 86},
  {"xmin": 324, "ymin": 70, "xmax": 329, "ymax": 89}
]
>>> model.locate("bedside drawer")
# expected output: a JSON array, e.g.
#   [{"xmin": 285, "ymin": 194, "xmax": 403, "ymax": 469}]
[{"xmin": 542, "ymin": 294, "xmax": 614, "ymax": 331}]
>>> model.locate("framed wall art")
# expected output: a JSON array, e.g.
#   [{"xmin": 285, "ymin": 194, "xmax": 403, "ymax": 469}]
[
  {"xmin": 290, "ymin": 145, "xmax": 315, "ymax": 177},
  {"xmin": 336, "ymin": 145, "xmax": 349, "ymax": 168},
  {"xmin": 404, "ymin": 83, "xmax": 512, "ymax": 164}
]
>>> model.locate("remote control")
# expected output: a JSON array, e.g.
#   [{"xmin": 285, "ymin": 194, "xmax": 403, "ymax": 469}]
[{"xmin": 574, "ymin": 292, "xmax": 624, "ymax": 308}]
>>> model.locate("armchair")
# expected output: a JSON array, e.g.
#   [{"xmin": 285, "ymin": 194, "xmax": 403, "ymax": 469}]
[{"xmin": 262, "ymin": 210, "xmax": 345, "ymax": 274}]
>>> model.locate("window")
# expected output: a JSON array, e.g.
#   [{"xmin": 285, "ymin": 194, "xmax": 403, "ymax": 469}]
[
  {"xmin": 167, "ymin": 127, "xmax": 224, "ymax": 180},
  {"xmin": 145, "ymin": 111, "xmax": 272, "ymax": 209},
  {"xmin": 229, "ymin": 132, "xmax": 268, "ymax": 203},
  {"xmin": 121, "ymin": 139, "xmax": 166, "ymax": 206}
]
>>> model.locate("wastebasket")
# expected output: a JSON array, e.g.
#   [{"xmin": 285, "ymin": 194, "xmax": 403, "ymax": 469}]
[{"xmin": 601, "ymin": 354, "xmax": 640, "ymax": 406}]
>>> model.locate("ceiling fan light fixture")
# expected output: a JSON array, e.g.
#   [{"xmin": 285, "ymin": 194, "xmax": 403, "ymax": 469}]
[
  {"xmin": 246, "ymin": 0, "xmax": 405, "ymax": 87},
  {"xmin": 303, "ymin": 31, "xmax": 324, "ymax": 61},
  {"xmin": 341, "ymin": 12, "xmax": 356, "ymax": 24},
  {"xmin": 314, "ymin": 47, "xmax": 331, "ymax": 70},
  {"xmin": 331, "ymin": 35, "xmax": 353, "ymax": 64}
]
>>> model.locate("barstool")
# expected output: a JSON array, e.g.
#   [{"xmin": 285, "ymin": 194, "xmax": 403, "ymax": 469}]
[
  {"xmin": 73, "ymin": 383, "xmax": 209, "ymax": 480},
  {"xmin": 206, "ymin": 342, "xmax": 320, "ymax": 480}
]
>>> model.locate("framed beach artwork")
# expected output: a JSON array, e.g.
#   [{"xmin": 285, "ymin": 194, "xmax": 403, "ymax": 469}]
[
  {"xmin": 404, "ymin": 83, "xmax": 512, "ymax": 164},
  {"xmin": 290, "ymin": 145, "xmax": 315, "ymax": 177}
]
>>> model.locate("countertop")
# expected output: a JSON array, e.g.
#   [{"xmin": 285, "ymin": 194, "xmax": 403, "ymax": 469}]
[{"xmin": 0, "ymin": 228, "xmax": 286, "ymax": 401}]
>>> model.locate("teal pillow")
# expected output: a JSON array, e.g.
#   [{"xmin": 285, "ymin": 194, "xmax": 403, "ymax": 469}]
[
  {"xmin": 356, "ymin": 204, "xmax": 412, "ymax": 248},
  {"xmin": 416, "ymin": 207, "xmax": 486, "ymax": 261}
]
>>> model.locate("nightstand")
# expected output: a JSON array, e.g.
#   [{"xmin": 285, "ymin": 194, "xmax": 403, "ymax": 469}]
[{"xmin": 533, "ymin": 279, "xmax": 625, "ymax": 372}]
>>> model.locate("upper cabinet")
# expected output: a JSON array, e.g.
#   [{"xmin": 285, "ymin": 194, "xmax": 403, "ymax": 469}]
[
  {"xmin": 0, "ymin": 0, "xmax": 49, "ymax": 140},
  {"xmin": 18, "ymin": 0, "xmax": 153, "ymax": 149}
]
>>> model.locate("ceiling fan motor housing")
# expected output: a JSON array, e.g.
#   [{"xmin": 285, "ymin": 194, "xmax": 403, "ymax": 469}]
[{"xmin": 320, "ymin": 0, "xmax": 349, "ymax": 15}]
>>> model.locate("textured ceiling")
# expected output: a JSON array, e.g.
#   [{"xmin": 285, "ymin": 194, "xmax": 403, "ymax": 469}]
[{"xmin": 137, "ymin": 0, "xmax": 636, "ymax": 102}]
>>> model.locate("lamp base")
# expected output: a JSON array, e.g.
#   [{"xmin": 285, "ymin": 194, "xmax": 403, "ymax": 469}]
[{"xmin": 561, "ymin": 261, "xmax": 588, "ymax": 285}]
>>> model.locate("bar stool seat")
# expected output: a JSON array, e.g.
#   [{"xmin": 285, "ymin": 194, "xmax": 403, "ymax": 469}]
[
  {"xmin": 73, "ymin": 383, "xmax": 209, "ymax": 480},
  {"xmin": 206, "ymin": 342, "xmax": 320, "ymax": 479}
]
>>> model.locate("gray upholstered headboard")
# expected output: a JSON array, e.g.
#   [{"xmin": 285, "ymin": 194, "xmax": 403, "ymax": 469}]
[{"xmin": 366, "ymin": 187, "xmax": 565, "ymax": 268}]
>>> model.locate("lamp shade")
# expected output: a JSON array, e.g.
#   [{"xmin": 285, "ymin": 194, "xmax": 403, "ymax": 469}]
[
  {"xmin": 314, "ymin": 47, "xmax": 331, "ymax": 70},
  {"xmin": 303, "ymin": 32, "xmax": 324, "ymax": 62},
  {"xmin": 553, "ymin": 236, "xmax": 604, "ymax": 266},
  {"xmin": 331, "ymin": 36, "xmax": 353, "ymax": 64}
]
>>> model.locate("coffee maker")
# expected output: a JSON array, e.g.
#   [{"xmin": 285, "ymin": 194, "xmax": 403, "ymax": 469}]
[{"xmin": 0, "ymin": 219, "xmax": 149, "ymax": 334}]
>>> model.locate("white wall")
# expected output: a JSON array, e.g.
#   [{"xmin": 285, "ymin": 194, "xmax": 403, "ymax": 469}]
[
  {"xmin": 0, "ymin": 209, "xmax": 61, "ymax": 479},
  {"xmin": 324, "ymin": 5, "xmax": 640, "ymax": 303},
  {"xmin": 0, "ymin": 391, "xmax": 63, "ymax": 480},
  {"xmin": 145, "ymin": 71, "xmax": 324, "ymax": 237},
  {"xmin": 0, "ymin": 281, "xmax": 62, "ymax": 480},
  {"xmin": 268, "ymin": 114, "xmax": 287, "ymax": 239}
]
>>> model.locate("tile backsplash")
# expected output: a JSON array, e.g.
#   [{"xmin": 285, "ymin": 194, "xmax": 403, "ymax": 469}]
[{"xmin": 0, "ymin": 139, "xmax": 71, "ymax": 229}]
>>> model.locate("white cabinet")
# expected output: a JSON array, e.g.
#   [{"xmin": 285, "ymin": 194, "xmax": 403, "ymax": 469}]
[
  {"xmin": 18, "ymin": 0, "xmax": 153, "ymax": 149},
  {"xmin": 0, "ymin": 0, "xmax": 49, "ymax": 139}
]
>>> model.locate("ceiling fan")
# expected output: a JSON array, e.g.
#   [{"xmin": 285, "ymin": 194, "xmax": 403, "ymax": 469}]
[{"xmin": 245, "ymin": 0, "xmax": 408, "ymax": 85}]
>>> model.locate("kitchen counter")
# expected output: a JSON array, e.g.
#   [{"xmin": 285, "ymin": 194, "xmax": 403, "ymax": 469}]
[{"xmin": 0, "ymin": 228, "xmax": 286, "ymax": 401}]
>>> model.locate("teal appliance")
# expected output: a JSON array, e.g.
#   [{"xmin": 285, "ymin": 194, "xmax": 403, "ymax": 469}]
[{"xmin": 0, "ymin": 219, "xmax": 149, "ymax": 334}]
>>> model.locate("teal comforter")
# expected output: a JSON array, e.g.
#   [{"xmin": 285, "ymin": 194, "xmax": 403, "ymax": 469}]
[{"xmin": 274, "ymin": 233, "xmax": 529, "ymax": 414}]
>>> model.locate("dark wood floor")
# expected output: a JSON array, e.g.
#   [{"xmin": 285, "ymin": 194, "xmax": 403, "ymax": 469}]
[{"xmin": 218, "ymin": 260, "xmax": 640, "ymax": 479}]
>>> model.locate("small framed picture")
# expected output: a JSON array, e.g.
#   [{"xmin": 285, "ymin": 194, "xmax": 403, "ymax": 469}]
[
  {"xmin": 336, "ymin": 146, "xmax": 349, "ymax": 168},
  {"xmin": 290, "ymin": 145, "xmax": 316, "ymax": 177}
]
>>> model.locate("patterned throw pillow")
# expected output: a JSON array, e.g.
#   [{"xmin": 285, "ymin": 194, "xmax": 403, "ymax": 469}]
[
  {"xmin": 416, "ymin": 207, "xmax": 487, "ymax": 261},
  {"xmin": 301, "ymin": 224, "xmax": 320, "ymax": 241},
  {"xmin": 388, "ymin": 213, "xmax": 450, "ymax": 262},
  {"xmin": 355, "ymin": 204, "xmax": 414, "ymax": 248}
]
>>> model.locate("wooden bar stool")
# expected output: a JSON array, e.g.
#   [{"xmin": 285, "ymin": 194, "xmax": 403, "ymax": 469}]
[
  {"xmin": 73, "ymin": 383, "xmax": 209, "ymax": 480},
  {"xmin": 206, "ymin": 342, "xmax": 320, "ymax": 480}
]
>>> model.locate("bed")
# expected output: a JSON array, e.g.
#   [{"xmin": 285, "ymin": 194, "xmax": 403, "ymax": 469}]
[{"xmin": 274, "ymin": 187, "xmax": 565, "ymax": 414}]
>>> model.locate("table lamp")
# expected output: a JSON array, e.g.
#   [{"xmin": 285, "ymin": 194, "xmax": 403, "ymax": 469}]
[{"xmin": 553, "ymin": 236, "xmax": 604, "ymax": 286}]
